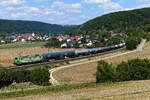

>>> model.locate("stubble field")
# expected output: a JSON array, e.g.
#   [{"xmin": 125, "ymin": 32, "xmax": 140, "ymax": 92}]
[{"xmin": 54, "ymin": 42, "xmax": 150, "ymax": 85}]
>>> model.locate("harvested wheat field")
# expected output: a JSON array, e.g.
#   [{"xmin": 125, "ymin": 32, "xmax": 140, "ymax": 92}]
[
  {"xmin": 91, "ymin": 91, "xmax": 150, "ymax": 100},
  {"xmin": 5, "ymin": 80, "xmax": 150, "ymax": 100},
  {"xmin": 54, "ymin": 42, "xmax": 150, "ymax": 85},
  {"xmin": 0, "ymin": 47, "xmax": 74, "ymax": 66}
]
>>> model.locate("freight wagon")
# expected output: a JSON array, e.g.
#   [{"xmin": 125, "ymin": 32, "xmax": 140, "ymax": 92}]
[{"xmin": 14, "ymin": 42, "xmax": 126, "ymax": 65}]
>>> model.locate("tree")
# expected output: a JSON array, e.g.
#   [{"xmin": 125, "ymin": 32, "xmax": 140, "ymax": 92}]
[
  {"xmin": 106, "ymin": 36, "xmax": 123, "ymax": 46},
  {"xmin": 44, "ymin": 38, "xmax": 61, "ymax": 48},
  {"xmin": 127, "ymin": 58, "xmax": 150, "ymax": 80},
  {"xmin": 30, "ymin": 67, "xmax": 50, "ymax": 86},
  {"xmin": 126, "ymin": 37, "xmax": 140, "ymax": 50},
  {"xmin": 0, "ymin": 67, "xmax": 12, "ymax": 88},
  {"xmin": 96, "ymin": 60, "xmax": 116, "ymax": 83},
  {"xmin": 11, "ymin": 70, "xmax": 30, "ymax": 83},
  {"xmin": 117, "ymin": 58, "xmax": 150, "ymax": 81},
  {"xmin": 116, "ymin": 61, "xmax": 130, "ymax": 81}
]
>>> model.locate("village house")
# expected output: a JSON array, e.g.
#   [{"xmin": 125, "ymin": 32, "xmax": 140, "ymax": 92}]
[
  {"xmin": 71, "ymin": 36, "xmax": 81, "ymax": 41},
  {"xmin": 109, "ymin": 31, "xmax": 118, "ymax": 37},
  {"xmin": 57, "ymin": 35, "xmax": 67, "ymax": 41}
]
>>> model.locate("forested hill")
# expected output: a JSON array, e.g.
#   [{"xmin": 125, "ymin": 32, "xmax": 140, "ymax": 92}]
[
  {"xmin": 77, "ymin": 7, "xmax": 150, "ymax": 33},
  {"xmin": 0, "ymin": 19, "xmax": 75, "ymax": 34}
]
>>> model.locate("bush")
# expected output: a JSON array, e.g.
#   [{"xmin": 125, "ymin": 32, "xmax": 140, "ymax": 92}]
[
  {"xmin": 96, "ymin": 58, "xmax": 150, "ymax": 83},
  {"xmin": 116, "ymin": 61, "xmax": 131, "ymax": 81},
  {"xmin": 0, "ymin": 67, "xmax": 12, "ymax": 88},
  {"xmin": 44, "ymin": 38, "xmax": 62, "ymax": 48},
  {"xmin": 127, "ymin": 58, "xmax": 150, "ymax": 80},
  {"xmin": 96, "ymin": 60, "xmax": 116, "ymax": 83},
  {"xmin": 126, "ymin": 37, "xmax": 141, "ymax": 50},
  {"xmin": 30, "ymin": 67, "xmax": 50, "ymax": 86},
  {"xmin": 117, "ymin": 58, "xmax": 150, "ymax": 81},
  {"xmin": 106, "ymin": 36, "xmax": 123, "ymax": 46},
  {"xmin": 11, "ymin": 70, "xmax": 30, "ymax": 83}
]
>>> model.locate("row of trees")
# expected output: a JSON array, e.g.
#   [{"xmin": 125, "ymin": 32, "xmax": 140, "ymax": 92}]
[
  {"xmin": 96, "ymin": 58, "xmax": 150, "ymax": 83},
  {"xmin": 0, "ymin": 67, "xmax": 50, "ymax": 88}
]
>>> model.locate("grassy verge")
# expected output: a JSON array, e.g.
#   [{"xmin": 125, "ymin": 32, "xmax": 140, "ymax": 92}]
[
  {"xmin": 0, "ymin": 82, "xmax": 114, "ymax": 99},
  {"xmin": 0, "ymin": 42, "xmax": 47, "ymax": 49},
  {"xmin": 0, "ymin": 82, "xmax": 42, "ymax": 93}
]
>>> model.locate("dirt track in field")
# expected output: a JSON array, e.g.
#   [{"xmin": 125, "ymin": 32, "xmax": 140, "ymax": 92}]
[{"xmin": 54, "ymin": 42, "xmax": 150, "ymax": 85}]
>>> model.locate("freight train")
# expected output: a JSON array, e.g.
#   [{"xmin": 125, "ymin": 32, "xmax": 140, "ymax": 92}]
[{"xmin": 14, "ymin": 42, "xmax": 126, "ymax": 65}]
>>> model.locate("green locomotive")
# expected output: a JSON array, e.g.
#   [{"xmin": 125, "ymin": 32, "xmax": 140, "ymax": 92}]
[{"xmin": 14, "ymin": 55, "xmax": 44, "ymax": 65}]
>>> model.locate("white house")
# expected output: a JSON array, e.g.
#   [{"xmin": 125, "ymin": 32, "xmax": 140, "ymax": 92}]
[
  {"xmin": 86, "ymin": 41, "xmax": 93, "ymax": 46},
  {"xmin": 61, "ymin": 43, "xmax": 68, "ymax": 48}
]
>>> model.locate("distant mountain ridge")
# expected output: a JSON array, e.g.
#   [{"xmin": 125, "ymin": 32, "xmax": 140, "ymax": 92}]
[
  {"xmin": 0, "ymin": 19, "xmax": 76, "ymax": 35},
  {"xmin": 75, "ymin": 7, "xmax": 150, "ymax": 33}
]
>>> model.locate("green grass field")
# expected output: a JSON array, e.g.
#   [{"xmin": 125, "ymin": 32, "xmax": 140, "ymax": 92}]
[{"xmin": 0, "ymin": 42, "xmax": 47, "ymax": 49}]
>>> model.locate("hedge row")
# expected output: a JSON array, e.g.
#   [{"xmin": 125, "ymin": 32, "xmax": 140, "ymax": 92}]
[
  {"xmin": 96, "ymin": 58, "xmax": 150, "ymax": 83},
  {"xmin": 0, "ymin": 67, "xmax": 50, "ymax": 88}
]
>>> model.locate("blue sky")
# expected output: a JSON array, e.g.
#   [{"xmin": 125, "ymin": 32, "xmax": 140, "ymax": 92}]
[{"xmin": 0, "ymin": 0, "xmax": 150, "ymax": 25}]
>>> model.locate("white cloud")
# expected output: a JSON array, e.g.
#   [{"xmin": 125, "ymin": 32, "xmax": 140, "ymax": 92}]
[
  {"xmin": 11, "ymin": 12, "xmax": 27, "ymax": 18},
  {"xmin": 122, "ymin": 4, "xmax": 150, "ymax": 12},
  {"xmin": 52, "ymin": 1, "xmax": 82, "ymax": 9},
  {"xmin": 51, "ymin": 1, "xmax": 82, "ymax": 13},
  {"xmin": 0, "ymin": 0, "xmax": 26, "ymax": 5},
  {"xmin": 66, "ymin": 9, "xmax": 81, "ymax": 13},
  {"xmin": 21, "ymin": 7, "xmax": 40, "ymax": 13},
  {"xmin": 99, "ymin": 1, "xmax": 122, "ymax": 11},
  {"xmin": 136, "ymin": 4, "xmax": 150, "ymax": 8},
  {"xmin": 44, "ymin": 8, "xmax": 64, "ymax": 15},
  {"xmin": 80, "ymin": 14, "xmax": 89, "ymax": 19},
  {"xmin": 72, "ymin": 3, "xmax": 82, "ymax": 8},
  {"xmin": 5, "ymin": 6, "xmax": 65, "ymax": 21},
  {"xmin": 6, "ymin": 6, "xmax": 40, "ymax": 13},
  {"xmin": 136, "ymin": 0, "xmax": 150, "ymax": 2},
  {"xmin": 35, "ymin": 0, "xmax": 49, "ymax": 2},
  {"xmin": 84, "ymin": 0, "xmax": 109, "ymax": 4},
  {"xmin": 84, "ymin": 0, "xmax": 122, "ymax": 13}
]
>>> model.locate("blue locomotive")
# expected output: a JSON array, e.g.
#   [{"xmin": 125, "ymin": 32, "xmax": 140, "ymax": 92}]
[{"xmin": 14, "ymin": 42, "xmax": 126, "ymax": 65}]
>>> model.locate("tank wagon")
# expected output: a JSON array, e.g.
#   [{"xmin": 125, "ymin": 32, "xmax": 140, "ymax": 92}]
[{"xmin": 14, "ymin": 42, "xmax": 126, "ymax": 65}]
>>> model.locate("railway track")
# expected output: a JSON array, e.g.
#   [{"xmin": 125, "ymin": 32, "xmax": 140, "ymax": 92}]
[{"xmin": 8, "ymin": 47, "xmax": 125, "ymax": 70}]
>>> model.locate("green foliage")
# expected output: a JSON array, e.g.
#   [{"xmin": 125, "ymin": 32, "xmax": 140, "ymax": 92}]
[
  {"xmin": 30, "ymin": 67, "xmax": 50, "ymax": 86},
  {"xmin": 106, "ymin": 36, "xmax": 123, "ymax": 45},
  {"xmin": 96, "ymin": 58, "xmax": 150, "ymax": 83},
  {"xmin": 116, "ymin": 61, "xmax": 131, "ymax": 81},
  {"xmin": 44, "ymin": 38, "xmax": 61, "ymax": 48},
  {"xmin": 77, "ymin": 8, "xmax": 150, "ymax": 33},
  {"xmin": 69, "ymin": 7, "xmax": 150, "ymax": 41},
  {"xmin": 73, "ymin": 43, "xmax": 80, "ymax": 48},
  {"xmin": 0, "ymin": 67, "xmax": 12, "ymax": 88},
  {"xmin": 96, "ymin": 60, "xmax": 117, "ymax": 83},
  {"xmin": 117, "ymin": 58, "xmax": 150, "ymax": 81},
  {"xmin": 11, "ymin": 70, "xmax": 30, "ymax": 83},
  {"xmin": 126, "ymin": 36, "xmax": 141, "ymax": 50},
  {"xmin": 127, "ymin": 59, "xmax": 150, "ymax": 80},
  {"xmin": 144, "ymin": 32, "xmax": 150, "ymax": 41},
  {"xmin": 0, "ymin": 20, "xmax": 74, "ymax": 34}
]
